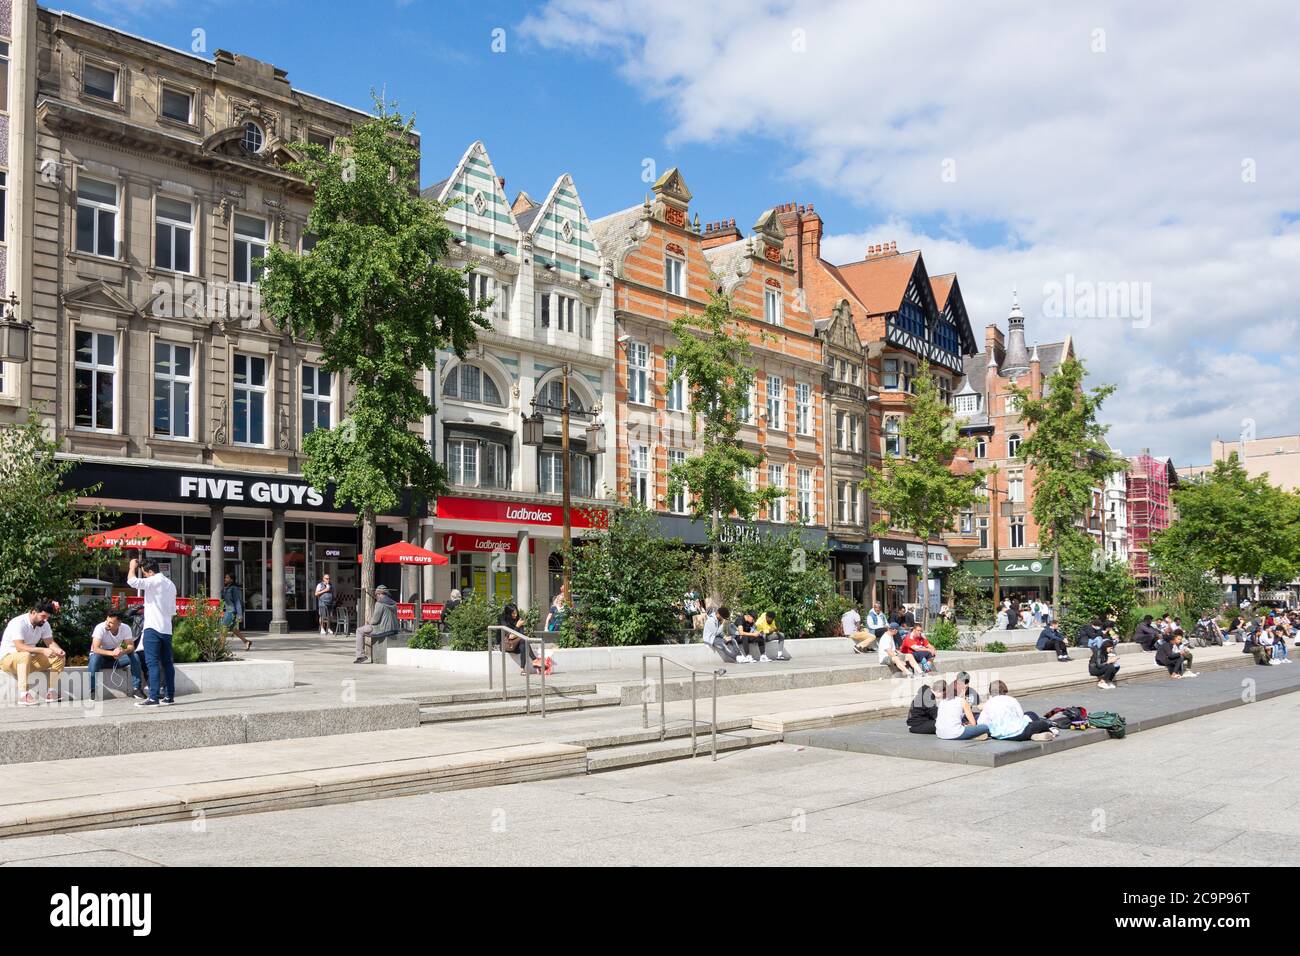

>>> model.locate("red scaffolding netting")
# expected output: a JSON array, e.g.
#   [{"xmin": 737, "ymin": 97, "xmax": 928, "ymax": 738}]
[{"xmin": 1127, "ymin": 454, "xmax": 1173, "ymax": 579}]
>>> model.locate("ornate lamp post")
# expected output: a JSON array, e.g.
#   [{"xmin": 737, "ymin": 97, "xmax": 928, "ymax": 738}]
[{"xmin": 0, "ymin": 293, "xmax": 33, "ymax": 364}]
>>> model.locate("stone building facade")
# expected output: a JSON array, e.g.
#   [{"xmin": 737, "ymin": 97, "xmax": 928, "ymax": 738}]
[
  {"xmin": 422, "ymin": 141, "xmax": 616, "ymax": 611},
  {"xmin": 2, "ymin": 4, "xmax": 398, "ymax": 630}
]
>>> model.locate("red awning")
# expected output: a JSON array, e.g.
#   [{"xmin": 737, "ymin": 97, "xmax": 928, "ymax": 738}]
[
  {"xmin": 369, "ymin": 541, "xmax": 449, "ymax": 566},
  {"xmin": 84, "ymin": 523, "xmax": 194, "ymax": 555}
]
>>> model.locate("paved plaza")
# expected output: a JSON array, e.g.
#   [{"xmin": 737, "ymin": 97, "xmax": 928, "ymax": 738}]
[{"xmin": 3, "ymin": 689, "xmax": 1298, "ymax": 867}]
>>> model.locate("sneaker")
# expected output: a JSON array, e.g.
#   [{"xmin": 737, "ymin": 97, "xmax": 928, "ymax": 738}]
[
  {"xmin": 1030, "ymin": 731, "xmax": 1055, "ymax": 742},
  {"xmin": 759, "ymin": 654, "xmax": 771, "ymax": 663},
  {"xmin": 17, "ymin": 692, "xmax": 38, "ymax": 707},
  {"xmin": 353, "ymin": 656, "xmax": 368, "ymax": 664},
  {"xmin": 160, "ymin": 698, "xmax": 175, "ymax": 706},
  {"xmin": 1186, "ymin": 672, "xmax": 1200, "ymax": 678},
  {"xmin": 130, "ymin": 688, "xmax": 147, "ymax": 700},
  {"xmin": 1098, "ymin": 680, "xmax": 1110, "ymax": 689},
  {"xmin": 742, "ymin": 655, "xmax": 754, "ymax": 663},
  {"xmin": 135, "ymin": 698, "xmax": 158, "ymax": 708},
  {"xmin": 1057, "ymin": 655, "xmax": 1071, "ymax": 662},
  {"xmin": 44, "ymin": 690, "xmax": 60, "ymax": 703},
  {"xmin": 1270, "ymin": 660, "xmax": 1282, "ymax": 666}
]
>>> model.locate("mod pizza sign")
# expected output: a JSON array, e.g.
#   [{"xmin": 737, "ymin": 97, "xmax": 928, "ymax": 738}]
[{"xmin": 435, "ymin": 496, "xmax": 605, "ymax": 528}]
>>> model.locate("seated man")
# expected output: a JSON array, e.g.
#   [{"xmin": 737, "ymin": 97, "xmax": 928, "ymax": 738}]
[
  {"xmin": 1156, "ymin": 630, "xmax": 1198, "ymax": 678},
  {"xmin": 1133, "ymin": 614, "xmax": 1162, "ymax": 651},
  {"xmin": 0, "ymin": 602, "xmax": 65, "ymax": 705},
  {"xmin": 733, "ymin": 610, "xmax": 767, "ymax": 663},
  {"xmin": 1272, "ymin": 625, "xmax": 1292, "ymax": 663},
  {"xmin": 954, "ymin": 670, "xmax": 981, "ymax": 711},
  {"xmin": 702, "ymin": 607, "xmax": 743, "ymax": 664},
  {"xmin": 878, "ymin": 623, "xmax": 924, "ymax": 677},
  {"xmin": 864, "ymin": 602, "xmax": 888, "ymax": 639},
  {"xmin": 982, "ymin": 680, "xmax": 1057, "ymax": 741},
  {"xmin": 88, "ymin": 608, "xmax": 146, "ymax": 699},
  {"xmin": 841, "ymin": 606, "xmax": 877, "ymax": 654},
  {"xmin": 906, "ymin": 679, "xmax": 947, "ymax": 734},
  {"xmin": 754, "ymin": 611, "xmax": 790, "ymax": 661},
  {"xmin": 1036, "ymin": 618, "xmax": 1072, "ymax": 662},
  {"xmin": 900, "ymin": 626, "xmax": 937, "ymax": 672}
]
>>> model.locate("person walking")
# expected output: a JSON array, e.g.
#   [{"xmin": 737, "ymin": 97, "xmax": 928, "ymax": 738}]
[
  {"xmin": 220, "ymin": 572, "xmax": 250, "ymax": 651},
  {"xmin": 314, "ymin": 573, "xmax": 336, "ymax": 636},
  {"xmin": 129, "ymin": 557, "xmax": 178, "ymax": 708},
  {"xmin": 354, "ymin": 584, "xmax": 398, "ymax": 663},
  {"xmin": 88, "ymin": 607, "xmax": 146, "ymax": 699},
  {"xmin": 0, "ymin": 602, "xmax": 65, "ymax": 705}
]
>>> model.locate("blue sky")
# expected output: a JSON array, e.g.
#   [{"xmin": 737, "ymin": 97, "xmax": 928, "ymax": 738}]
[
  {"xmin": 70, "ymin": 0, "xmax": 850, "ymax": 227},
  {"xmin": 63, "ymin": 1, "xmax": 1300, "ymax": 466}
]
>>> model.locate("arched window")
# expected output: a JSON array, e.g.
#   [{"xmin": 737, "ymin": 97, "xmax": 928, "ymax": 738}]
[
  {"xmin": 536, "ymin": 378, "xmax": 586, "ymax": 414},
  {"xmin": 443, "ymin": 363, "xmax": 504, "ymax": 406},
  {"xmin": 1008, "ymin": 433, "xmax": 1022, "ymax": 458}
]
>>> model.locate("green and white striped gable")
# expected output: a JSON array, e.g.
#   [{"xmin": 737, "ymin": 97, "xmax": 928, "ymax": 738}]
[
  {"xmin": 527, "ymin": 174, "xmax": 602, "ymax": 280},
  {"xmin": 437, "ymin": 141, "xmax": 520, "ymax": 257}
]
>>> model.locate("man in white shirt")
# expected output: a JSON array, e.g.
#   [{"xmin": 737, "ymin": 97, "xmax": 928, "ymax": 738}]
[
  {"xmin": 88, "ymin": 608, "xmax": 146, "ymax": 699},
  {"xmin": 877, "ymin": 623, "xmax": 922, "ymax": 676},
  {"xmin": 865, "ymin": 602, "xmax": 888, "ymax": 638},
  {"xmin": 128, "ymin": 557, "xmax": 178, "ymax": 707},
  {"xmin": 0, "ymin": 602, "xmax": 65, "ymax": 705},
  {"xmin": 841, "ymin": 606, "xmax": 876, "ymax": 653}
]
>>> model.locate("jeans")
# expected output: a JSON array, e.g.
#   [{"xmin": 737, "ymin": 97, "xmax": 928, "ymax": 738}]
[
  {"xmin": 764, "ymin": 631, "xmax": 790, "ymax": 660},
  {"xmin": 1004, "ymin": 717, "xmax": 1053, "ymax": 741},
  {"xmin": 142, "ymin": 628, "xmax": 175, "ymax": 702},
  {"xmin": 738, "ymin": 632, "xmax": 765, "ymax": 657},
  {"xmin": 707, "ymin": 637, "xmax": 742, "ymax": 664},
  {"xmin": 1274, "ymin": 642, "xmax": 1289, "ymax": 660},
  {"xmin": 88, "ymin": 651, "xmax": 143, "ymax": 694},
  {"xmin": 954, "ymin": 724, "xmax": 991, "ymax": 740},
  {"xmin": 1091, "ymin": 663, "xmax": 1120, "ymax": 682}
]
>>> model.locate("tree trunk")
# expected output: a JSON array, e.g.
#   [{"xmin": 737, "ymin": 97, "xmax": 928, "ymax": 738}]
[
  {"xmin": 1051, "ymin": 548, "xmax": 1061, "ymax": 621},
  {"xmin": 361, "ymin": 507, "xmax": 376, "ymax": 624},
  {"xmin": 709, "ymin": 506, "xmax": 721, "ymax": 609}
]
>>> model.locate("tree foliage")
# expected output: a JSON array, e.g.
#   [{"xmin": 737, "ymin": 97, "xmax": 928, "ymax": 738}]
[
  {"xmin": 1006, "ymin": 356, "xmax": 1124, "ymax": 613},
  {"xmin": 730, "ymin": 528, "xmax": 844, "ymax": 638},
  {"xmin": 0, "ymin": 412, "xmax": 115, "ymax": 621},
  {"xmin": 665, "ymin": 289, "xmax": 781, "ymax": 539},
  {"xmin": 865, "ymin": 360, "xmax": 983, "ymax": 621},
  {"xmin": 565, "ymin": 505, "xmax": 692, "ymax": 646},
  {"xmin": 260, "ymin": 103, "xmax": 486, "ymax": 615},
  {"xmin": 1159, "ymin": 454, "xmax": 1300, "ymax": 591},
  {"xmin": 1059, "ymin": 537, "xmax": 1141, "ymax": 640}
]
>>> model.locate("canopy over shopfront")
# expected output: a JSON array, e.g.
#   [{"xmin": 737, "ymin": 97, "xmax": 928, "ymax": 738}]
[
  {"xmin": 84, "ymin": 522, "xmax": 193, "ymax": 555},
  {"xmin": 371, "ymin": 541, "xmax": 448, "ymax": 566}
]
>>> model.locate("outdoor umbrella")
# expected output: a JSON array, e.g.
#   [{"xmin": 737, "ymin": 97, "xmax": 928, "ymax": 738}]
[
  {"xmin": 84, "ymin": 522, "xmax": 194, "ymax": 555},
  {"xmin": 369, "ymin": 541, "xmax": 448, "ymax": 566}
]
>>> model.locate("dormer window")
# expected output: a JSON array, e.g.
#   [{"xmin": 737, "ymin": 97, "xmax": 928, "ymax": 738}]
[
  {"xmin": 954, "ymin": 393, "xmax": 981, "ymax": 415},
  {"xmin": 242, "ymin": 122, "xmax": 264, "ymax": 154}
]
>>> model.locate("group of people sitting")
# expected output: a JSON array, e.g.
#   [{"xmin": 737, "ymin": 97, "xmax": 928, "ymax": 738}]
[
  {"xmin": 906, "ymin": 673, "xmax": 1059, "ymax": 742},
  {"xmin": 840, "ymin": 603, "xmax": 940, "ymax": 677},
  {"xmin": 996, "ymin": 594, "xmax": 1048, "ymax": 630},
  {"xmin": 701, "ymin": 607, "xmax": 792, "ymax": 664}
]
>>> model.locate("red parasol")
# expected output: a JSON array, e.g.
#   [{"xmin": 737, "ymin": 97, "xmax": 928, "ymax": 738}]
[
  {"xmin": 84, "ymin": 522, "xmax": 194, "ymax": 555},
  {"xmin": 370, "ymin": 541, "xmax": 448, "ymax": 566}
]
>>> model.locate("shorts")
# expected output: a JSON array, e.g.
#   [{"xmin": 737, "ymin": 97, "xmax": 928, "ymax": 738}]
[{"xmin": 220, "ymin": 611, "xmax": 236, "ymax": 627}]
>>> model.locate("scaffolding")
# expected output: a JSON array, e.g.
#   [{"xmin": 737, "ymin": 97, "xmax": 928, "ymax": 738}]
[{"xmin": 1127, "ymin": 454, "xmax": 1173, "ymax": 583}]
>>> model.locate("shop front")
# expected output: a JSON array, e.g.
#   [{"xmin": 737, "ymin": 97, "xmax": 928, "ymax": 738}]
[
  {"xmin": 960, "ymin": 558, "xmax": 1055, "ymax": 604},
  {"xmin": 870, "ymin": 538, "xmax": 956, "ymax": 616},
  {"xmin": 429, "ymin": 494, "xmax": 607, "ymax": 611},
  {"xmin": 63, "ymin": 457, "xmax": 410, "ymax": 632},
  {"xmin": 655, "ymin": 515, "xmax": 829, "ymax": 552},
  {"xmin": 828, "ymin": 537, "xmax": 870, "ymax": 602}
]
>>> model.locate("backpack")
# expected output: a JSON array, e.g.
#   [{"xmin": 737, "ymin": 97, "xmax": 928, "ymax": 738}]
[
  {"xmin": 1088, "ymin": 711, "xmax": 1127, "ymax": 739},
  {"xmin": 1045, "ymin": 705, "xmax": 1089, "ymax": 730}
]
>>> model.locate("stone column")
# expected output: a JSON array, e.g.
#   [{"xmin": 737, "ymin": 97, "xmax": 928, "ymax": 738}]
[
  {"xmin": 269, "ymin": 510, "xmax": 288, "ymax": 634},
  {"xmin": 209, "ymin": 505, "xmax": 225, "ymax": 600},
  {"xmin": 405, "ymin": 515, "xmax": 421, "ymax": 603},
  {"xmin": 422, "ymin": 521, "xmax": 438, "ymax": 599},
  {"xmin": 517, "ymin": 530, "xmax": 531, "ymax": 613}
]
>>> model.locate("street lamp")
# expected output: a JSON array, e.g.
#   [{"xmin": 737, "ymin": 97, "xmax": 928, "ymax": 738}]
[
  {"xmin": 0, "ymin": 293, "xmax": 33, "ymax": 364},
  {"xmin": 522, "ymin": 364, "xmax": 602, "ymax": 600}
]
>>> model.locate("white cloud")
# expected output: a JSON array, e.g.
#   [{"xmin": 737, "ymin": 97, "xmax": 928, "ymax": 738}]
[{"xmin": 520, "ymin": 0, "xmax": 1300, "ymax": 465}]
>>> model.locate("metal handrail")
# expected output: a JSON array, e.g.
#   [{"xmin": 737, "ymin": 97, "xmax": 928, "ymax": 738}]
[
  {"xmin": 641, "ymin": 654, "xmax": 726, "ymax": 761},
  {"xmin": 486, "ymin": 625, "xmax": 549, "ymax": 717}
]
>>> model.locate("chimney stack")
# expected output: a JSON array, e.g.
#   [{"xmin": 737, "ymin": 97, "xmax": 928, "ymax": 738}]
[
  {"xmin": 701, "ymin": 217, "xmax": 742, "ymax": 249},
  {"xmin": 865, "ymin": 240, "xmax": 897, "ymax": 259}
]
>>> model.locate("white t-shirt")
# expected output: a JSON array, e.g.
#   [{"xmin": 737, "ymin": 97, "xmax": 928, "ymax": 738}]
[
  {"xmin": 1, "ymin": 613, "xmax": 53, "ymax": 657},
  {"xmin": 980, "ymin": 694, "xmax": 1030, "ymax": 739},
  {"xmin": 127, "ymin": 572, "xmax": 177, "ymax": 635},
  {"xmin": 841, "ymin": 609, "xmax": 862, "ymax": 635},
  {"xmin": 935, "ymin": 697, "xmax": 968, "ymax": 740},
  {"xmin": 877, "ymin": 631, "xmax": 898, "ymax": 664},
  {"xmin": 91, "ymin": 621, "xmax": 131, "ymax": 652}
]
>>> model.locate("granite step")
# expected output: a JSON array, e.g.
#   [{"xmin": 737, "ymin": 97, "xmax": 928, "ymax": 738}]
[
  {"xmin": 585, "ymin": 728, "xmax": 783, "ymax": 772},
  {"xmin": 417, "ymin": 693, "xmax": 622, "ymax": 723}
]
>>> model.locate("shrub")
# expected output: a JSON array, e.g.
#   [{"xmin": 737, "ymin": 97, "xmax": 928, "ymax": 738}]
[
  {"xmin": 447, "ymin": 591, "xmax": 499, "ymax": 651},
  {"xmin": 172, "ymin": 601, "xmax": 234, "ymax": 662},
  {"xmin": 984, "ymin": 640, "xmax": 1007, "ymax": 654},
  {"xmin": 407, "ymin": 622, "xmax": 442, "ymax": 650},
  {"xmin": 732, "ymin": 528, "xmax": 840, "ymax": 638},
  {"xmin": 928, "ymin": 617, "xmax": 961, "ymax": 650},
  {"xmin": 172, "ymin": 638, "xmax": 201, "ymax": 664}
]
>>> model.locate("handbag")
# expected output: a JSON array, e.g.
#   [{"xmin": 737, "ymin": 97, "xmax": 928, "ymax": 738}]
[{"xmin": 502, "ymin": 631, "xmax": 522, "ymax": 653}]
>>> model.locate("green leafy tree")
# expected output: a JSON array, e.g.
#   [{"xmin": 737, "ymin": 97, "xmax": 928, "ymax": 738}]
[
  {"xmin": 565, "ymin": 505, "xmax": 692, "ymax": 646},
  {"xmin": 1148, "ymin": 535, "xmax": 1225, "ymax": 622},
  {"xmin": 865, "ymin": 361, "xmax": 983, "ymax": 624},
  {"xmin": 1059, "ymin": 540, "xmax": 1141, "ymax": 641},
  {"xmin": 732, "ymin": 528, "xmax": 842, "ymax": 638},
  {"xmin": 1006, "ymin": 356, "xmax": 1124, "ymax": 618},
  {"xmin": 1161, "ymin": 455, "xmax": 1299, "ymax": 597},
  {"xmin": 260, "ymin": 104, "xmax": 486, "ymax": 620},
  {"xmin": 0, "ymin": 411, "xmax": 116, "ymax": 621},
  {"xmin": 665, "ymin": 289, "xmax": 781, "ymax": 601}
]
